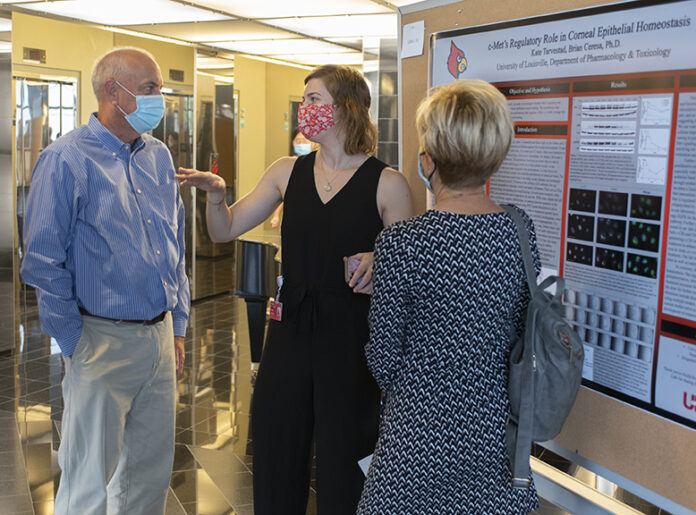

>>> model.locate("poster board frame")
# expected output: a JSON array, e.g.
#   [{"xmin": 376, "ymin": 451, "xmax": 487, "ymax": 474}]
[{"xmin": 398, "ymin": 1, "xmax": 696, "ymax": 512}]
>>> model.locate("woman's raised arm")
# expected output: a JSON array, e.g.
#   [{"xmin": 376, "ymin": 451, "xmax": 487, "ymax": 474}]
[{"xmin": 176, "ymin": 156, "xmax": 295, "ymax": 242}]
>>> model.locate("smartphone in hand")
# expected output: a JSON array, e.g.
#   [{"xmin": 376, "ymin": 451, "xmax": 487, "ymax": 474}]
[{"xmin": 344, "ymin": 257, "xmax": 361, "ymax": 283}]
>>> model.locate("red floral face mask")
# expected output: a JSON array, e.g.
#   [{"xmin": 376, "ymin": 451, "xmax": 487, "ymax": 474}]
[{"xmin": 298, "ymin": 103, "xmax": 335, "ymax": 139}]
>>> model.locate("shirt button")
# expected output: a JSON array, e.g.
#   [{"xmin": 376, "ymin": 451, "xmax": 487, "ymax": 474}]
[
  {"xmin": 156, "ymin": 250, "xmax": 161, "ymax": 255},
  {"xmin": 112, "ymin": 152, "xmax": 116, "ymax": 157},
  {"xmin": 147, "ymin": 219, "xmax": 152, "ymax": 224},
  {"xmin": 137, "ymin": 188, "xmax": 142, "ymax": 194}
]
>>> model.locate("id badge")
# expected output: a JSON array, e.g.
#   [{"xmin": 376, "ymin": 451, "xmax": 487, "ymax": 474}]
[{"xmin": 269, "ymin": 300, "xmax": 283, "ymax": 321}]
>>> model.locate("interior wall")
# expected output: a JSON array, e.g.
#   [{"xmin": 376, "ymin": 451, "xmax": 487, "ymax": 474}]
[
  {"xmin": 234, "ymin": 55, "xmax": 267, "ymax": 201},
  {"xmin": 265, "ymin": 63, "xmax": 307, "ymax": 166}
]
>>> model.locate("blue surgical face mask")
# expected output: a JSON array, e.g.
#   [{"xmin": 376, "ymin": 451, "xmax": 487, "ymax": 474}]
[
  {"xmin": 417, "ymin": 152, "xmax": 436, "ymax": 193},
  {"xmin": 115, "ymin": 80, "xmax": 164, "ymax": 134},
  {"xmin": 294, "ymin": 143, "xmax": 312, "ymax": 156}
]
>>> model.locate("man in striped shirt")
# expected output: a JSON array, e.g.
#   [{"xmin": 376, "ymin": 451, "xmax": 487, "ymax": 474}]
[{"xmin": 21, "ymin": 47, "xmax": 189, "ymax": 515}]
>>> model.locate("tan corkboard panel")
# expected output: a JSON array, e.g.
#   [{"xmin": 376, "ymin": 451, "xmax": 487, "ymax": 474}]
[
  {"xmin": 556, "ymin": 388, "xmax": 695, "ymax": 510},
  {"xmin": 401, "ymin": 0, "xmax": 616, "ymax": 215},
  {"xmin": 400, "ymin": 1, "xmax": 696, "ymax": 510}
]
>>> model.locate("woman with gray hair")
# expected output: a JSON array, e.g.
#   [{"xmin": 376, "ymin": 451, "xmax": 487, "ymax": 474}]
[{"xmin": 358, "ymin": 79, "xmax": 540, "ymax": 513}]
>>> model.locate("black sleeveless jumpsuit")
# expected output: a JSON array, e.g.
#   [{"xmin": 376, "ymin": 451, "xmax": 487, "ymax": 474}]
[{"xmin": 251, "ymin": 151, "xmax": 385, "ymax": 514}]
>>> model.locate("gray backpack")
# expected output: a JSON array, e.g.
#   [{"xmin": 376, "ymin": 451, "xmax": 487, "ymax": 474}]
[{"xmin": 503, "ymin": 205, "xmax": 584, "ymax": 489}]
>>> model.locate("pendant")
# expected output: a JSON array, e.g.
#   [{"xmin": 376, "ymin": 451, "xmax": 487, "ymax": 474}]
[{"xmin": 324, "ymin": 184, "xmax": 332, "ymax": 192}]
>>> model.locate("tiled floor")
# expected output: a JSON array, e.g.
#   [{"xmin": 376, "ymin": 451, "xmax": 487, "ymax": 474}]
[
  {"xmin": 1, "ymin": 281, "xmax": 318, "ymax": 515},
  {"xmin": 1, "ymin": 273, "xmax": 572, "ymax": 514}
]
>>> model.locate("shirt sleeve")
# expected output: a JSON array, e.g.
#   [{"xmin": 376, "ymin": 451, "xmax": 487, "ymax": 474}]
[
  {"xmin": 20, "ymin": 150, "xmax": 83, "ymax": 357},
  {"xmin": 171, "ymin": 184, "xmax": 190, "ymax": 337},
  {"xmin": 366, "ymin": 225, "xmax": 412, "ymax": 392}
]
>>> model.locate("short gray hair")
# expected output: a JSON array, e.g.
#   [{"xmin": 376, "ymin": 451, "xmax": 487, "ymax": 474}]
[{"xmin": 91, "ymin": 47, "xmax": 157, "ymax": 97}]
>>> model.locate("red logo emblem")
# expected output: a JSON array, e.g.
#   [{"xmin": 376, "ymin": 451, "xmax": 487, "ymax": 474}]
[
  {"xmin": 683, "ymin": 392, "xmax": 696, "ymax": 411},
  {"xmin": 447, "ymin": 41, "xmax": 467, "ymax": 79}
]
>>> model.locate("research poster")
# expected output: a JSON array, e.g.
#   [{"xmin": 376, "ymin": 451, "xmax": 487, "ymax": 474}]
[{"xmin": 430, "ymin": 0, "xmax": 696, "ymax": 429}]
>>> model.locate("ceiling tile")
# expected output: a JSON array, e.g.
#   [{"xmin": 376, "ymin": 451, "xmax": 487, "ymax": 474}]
[
  {"xmin": 214, "ymin": 38, "xmax": 349, "ymax": 55},
  {"xmin": 270, "ymin": 52, "xmax": 363, "ymax": 66},
  {"xmin": 121, "ymin": 20, "xmax": 295, "ymax": 43},
  {"xmin": 18, "ymin": 0, "xmax": 232, "ymax": 26},
  {"xmin": 188, "ymin": 0, "xmax": 391, "ymax": 18},
  {"xmin": 265, "ymin": 13, "xmax": 396, "ymax": 38}
]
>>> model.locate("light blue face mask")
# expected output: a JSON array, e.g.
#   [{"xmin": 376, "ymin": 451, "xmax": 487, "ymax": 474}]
[
  {"xmin": 294, "ymin": 143, "xmax": 312, "ymax": 156},
  {"xmin": 417, "ymin": 152, "xmax": 436, "ymax": 193},
  {"xmin": 115, "ymin": 80, "xmax": 164, "ymax": 134}
]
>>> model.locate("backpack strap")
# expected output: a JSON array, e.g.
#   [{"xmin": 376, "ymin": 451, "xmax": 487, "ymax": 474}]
[
  {"xmin": 503, "ymin": 204, "xmax": 538, "ymax": 488},
  {"xmin": 503, "ymin": 205, "xmax": 566, "ymax": 298},
  {"xmin": 503, "ymin": 205, "xmax": 538, "ymax": 295}
]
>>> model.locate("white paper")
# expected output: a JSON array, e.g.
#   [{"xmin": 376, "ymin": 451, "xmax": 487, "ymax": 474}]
[
  {"xmin": 401, "ymin": 20, "xmax": 425, "ymax": 59},
  {"xmin": 358, "ymin": 454, "xmax": 373, "ymax": 476}
]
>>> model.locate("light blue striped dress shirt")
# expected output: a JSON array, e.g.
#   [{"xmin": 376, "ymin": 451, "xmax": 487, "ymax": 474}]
[{"xmin": 21, "ymin": 113, "xmax": 190, "ymax": 357}]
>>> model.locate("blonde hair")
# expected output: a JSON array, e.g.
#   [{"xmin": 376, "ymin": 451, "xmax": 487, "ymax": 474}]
[
  {"xmin": 416, "ymin": 79, "xmax": 514, "ymax": 188},
  {"xmin": 304, "ymin": 65, "xmax": 377, "ymax": 155}
]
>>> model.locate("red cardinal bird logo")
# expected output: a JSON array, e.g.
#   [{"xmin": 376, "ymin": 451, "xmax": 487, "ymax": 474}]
[{"xmin": 447, "ymin": 41, "xmax": 467, "ymax": 79}]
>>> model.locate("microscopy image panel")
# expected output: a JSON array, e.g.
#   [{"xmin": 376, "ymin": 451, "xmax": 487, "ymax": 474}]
[
  {"xmin": 628, "ymin": 221, "xmax": 660, "ymax": 252},
  {"xmin": 595, "ymin": 247, "xmax": 624, "ymax": 272},
  {"xmin": 598, "ymin": 191, "xmax": 628, "ymax": 216},
  {"xmin": 630, "ymin": 194, "xmax": 662, "ymax": 220},
  {"xmin": 567, "ymin": 242, "xmax": 593, "ymax": 266},
  {"xmin": 626, "ymin": 253, "xmax": 658, "ymax": 279},
  {"xmin": 567, "ymin": 214, "xmax": 595, "ymax": 241},
  {"xmin": 569, "ymin": 188, "xmax": 596, "ymax": 213},
  {"xmin": 596, "ymin": 217, "xmax": 627, "ymax": 247}
]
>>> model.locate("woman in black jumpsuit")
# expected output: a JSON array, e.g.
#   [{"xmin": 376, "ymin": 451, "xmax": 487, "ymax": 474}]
[{"xmin": 176, "ymin": 65, "xmax": 413, "ymax": 514}]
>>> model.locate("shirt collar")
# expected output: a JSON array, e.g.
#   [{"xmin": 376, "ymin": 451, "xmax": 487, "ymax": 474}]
[{"xmin": 87, "ymin": 113, "xmax": 145, "ymax": 155}]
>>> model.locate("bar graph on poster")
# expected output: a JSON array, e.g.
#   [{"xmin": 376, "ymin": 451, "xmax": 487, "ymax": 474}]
[{"xmin": 431, "ymin": 0, "xmax": 696, "ymax": 430}]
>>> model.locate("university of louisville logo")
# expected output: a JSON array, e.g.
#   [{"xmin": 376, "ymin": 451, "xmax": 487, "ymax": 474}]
[
  {"xmin": 684, "ymin": 392, "xmax": 696, "ymax": 411},
  {"xmin": 447, "ymin": 41, "xmax": 467, "ymax": 79}
]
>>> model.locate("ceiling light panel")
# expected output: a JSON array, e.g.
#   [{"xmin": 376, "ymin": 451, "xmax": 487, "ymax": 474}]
[
  {"xmin": 266, "ymin": 13, "xmax": 397, "ymax": 38},
  {"xmin": 121, "ymin": 20, "xmax": 294, "ymax": 43},
  {"xmin": 188, "ymin": 0, "xmax": 391, "ymax": 18},
  {"xmin": 270, "ymin": 52, "xmax": 363, "ymax": 66},
  {"xmin": 215, "ymin": 39, "xmax": 347, "ymax": 55},
  {"xmin": 19, "ymin": 0, "xmax": 233, "ymax": 26}
]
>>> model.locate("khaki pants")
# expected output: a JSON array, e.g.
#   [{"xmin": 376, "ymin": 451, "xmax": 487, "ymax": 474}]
[{"xmin": 54, "ymin": 313, "xmax": 176, "ymax": 515}]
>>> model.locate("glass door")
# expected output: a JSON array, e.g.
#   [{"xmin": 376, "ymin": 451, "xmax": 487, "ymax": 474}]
[
  {"xmin": 151, "ymin": 93, "xmax": 195, "ymax": 293},
  {"xmin": 14, "ymin": 77, "xmax": 77, "ymax": 258}
]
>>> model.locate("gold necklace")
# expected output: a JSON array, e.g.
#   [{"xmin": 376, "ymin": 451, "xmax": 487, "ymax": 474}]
[{"xmin": 321, "ymin": 165, "xmax": 341, "ymax": 192}]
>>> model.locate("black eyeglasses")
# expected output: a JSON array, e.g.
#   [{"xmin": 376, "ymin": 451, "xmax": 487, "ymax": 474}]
[{"xmin": 419, "ymin": 151, "xmax": 437, "ymax": 167}]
